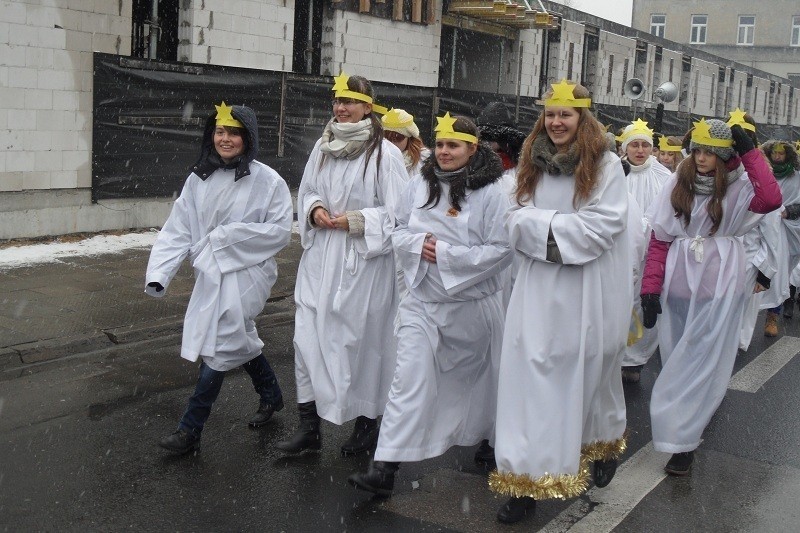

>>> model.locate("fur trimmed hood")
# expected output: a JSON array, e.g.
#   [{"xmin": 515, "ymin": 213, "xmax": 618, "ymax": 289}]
[{"xmin": 421, "ymin": 143, "xmax": 504, "ymax": 191}]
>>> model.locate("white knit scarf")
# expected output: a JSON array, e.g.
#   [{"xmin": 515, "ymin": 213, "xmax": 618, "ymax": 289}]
[{"xmin": 318, "ymin": 118, "xmax": 373, "ymax": 159}]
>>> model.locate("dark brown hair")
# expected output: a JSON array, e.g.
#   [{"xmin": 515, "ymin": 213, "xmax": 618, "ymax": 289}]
[
  {"xmin": 422, "ymin": 116, "xmax": 479, "ymax": 212},
  {"xmin": 671, "ymin": 152, "xmax": 728, "ymax": 235}
]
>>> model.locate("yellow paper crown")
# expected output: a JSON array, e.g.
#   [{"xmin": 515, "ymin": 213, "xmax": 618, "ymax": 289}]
[
  {"xmin": 332, "ymin": 72, "xmax": 387, "ymax": 114},
  {"xmin": 382, "ymin": 108, "xmax": 414, "ymax": 130},
  {"xmin": 544, "ymin": 79, "xmax": 592, "ymax": 108},
  {"xmin": 620, "ymin": 119, "xmax": 654, "ymax": 142},
  {"xmin": 726, "ymin": 108, "xmax": 756, "ymax": 132},
  {"xmin": 435, "ymin": 112, "xmax": 478, "ymax": 144},
  {"xmin": 691, "ymin": 118, "xmax": 734, "ymax": 148},
  {"xmin": 214, "ymin": 101, "xmax": 243, "ymax": 128},
  {"xmin": 773, "ymin": 143, "xmax": 786, "ymax": 154},
  {"xmin": 658, "ymin": 136, "xmax": 682, "ymax": 152},
  {"xmin": 795, "ymin": 141, "xmax": 800, "ymax": 152}
]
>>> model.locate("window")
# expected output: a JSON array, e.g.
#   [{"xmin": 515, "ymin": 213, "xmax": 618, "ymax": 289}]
[
  {"xmin": 650, "ymin": 14, "xmax": 666, "ymax": 38},
  {"xmin": 690, "ymin": 15, "xmax": 707, "ymax": 44},
  {"xmin": 607, "ymin": 55, "xmax": 614, "ymax": 94},
  {"xmin": 738, "ymin": 15, "xmax": 755, "ymax": 45},
  {"xmin": 792, "ymin": 16, "xmax": 800, "ymax": 46}
]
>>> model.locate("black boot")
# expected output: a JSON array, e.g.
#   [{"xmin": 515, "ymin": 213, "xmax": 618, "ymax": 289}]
[
  {"xmin": 664, "ymin": 451, "xmax": 694, "ymax": 476},
  {"xmin": 784, "ymin": 286, "xmax": 796, "ymax": 318},
  {"xmin": 340, "ymin": 415, "xmax": 379, "ymax": 456},
  {"xmin": 474, "ymin": 439, "xmax": 495, "ymax": 465},
  {"xmin": 347, "ymin": 460, "xmax": 399, "ymax": 497},
  {"xmin": 248, "ymin": 397, "xmax": 284, "ymax": 428},
  {"xmin": 496, "ymin": 496, "xmax": 536, "ymax": 524},
  {"xmin": 275, "ymin": 401, "xmax": 321, "ymax": 454},
  {"xmin": 621, "ymin": 365, "xmax": 644, "ymax": 384},
  {"xmin": 158, "ymin": 429, "xmax": 201, "ymax": 455},
  {"xmin": 593, "ymin": 458, "xmax": 619, "ymax": 487}
]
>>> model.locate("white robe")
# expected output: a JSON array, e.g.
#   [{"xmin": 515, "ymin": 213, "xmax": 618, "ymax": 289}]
[
  {"xmin": 493, "ymin": 151, "xmax": 631, "ymax": 496},
  {"xmin": 777, "ymin": 170, "xmax": 800, "ymax": 270},
  {"xmin": 294, "ymin": 138, "xmax": 408, "ymax": 424},
  {"xmin": 374, "ymin": 177, "xmax": 512, "ymax": 462},
  {"xmin": 145, "ymin": 162, "xmax": 293, "ymax": 371},
  {"xmin": 648, "ymin": 171, "xmax": 762, "ymax": 453},
  {"xmin": 623, "ymin": 156, "xmax": 672, "ymax": 366},
  {"xmin": 739, "ymin": 211, "xmax": 787, "ymax": 351}
]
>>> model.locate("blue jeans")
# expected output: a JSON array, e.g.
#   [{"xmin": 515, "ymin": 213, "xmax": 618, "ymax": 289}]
[{"xmin": 178, "ymin": 353, "xmax": 282, "ymax": 436}]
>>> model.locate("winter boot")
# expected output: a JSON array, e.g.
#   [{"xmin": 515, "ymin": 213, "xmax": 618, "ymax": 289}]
[
  {"xmin": 621, "ymin": 365, "xmax": 644, "ymax": 384},
  {"xmin": 473, "ymin": 439, "xmax": 495, "ymax": 465},
  {"xmin": 664, "ymin": 451, "xmax": 694, "ymax": 476},
  {"xmin": 593, "ymin": 458, "xmax": 619, "ymax": 488},
  {"xmin": 340, "ymin": 415, "xmax": 379, "ymax": 456},
  {"xmin": 784, "ymin": 286, "xmax": 796, "ymax": 318},
  {"xmin": 347, "ymin": 460, "xmax": 399, "ymax": 497},
  {"xmin": 158, "ymin": 429, "xmax": 201, "ymax": 455},
  {"xmin": 274, "ymin": 401, "xmax": 321, "ymax": 454},
  {"xmin": 764, "ymin": 311, "xmax": 779, "ymax": 337},
  {"xmin": 496, "ymin": 496, "xmax": 536, "ymax": 524},
  {"xmin": 248, "ymin": 397, "xmax": 284, "ymax": 428}
]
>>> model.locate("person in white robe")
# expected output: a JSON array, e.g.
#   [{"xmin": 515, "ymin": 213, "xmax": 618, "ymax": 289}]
[
  {"xmin": 275, "ymin": 74, "xmax": 408, "ymax": 456},
  {"xmin": 146, "ymin": 102, "xmax": 293, "ymax": 454},
  {"xmin": 761, "ymin": 140, "xmax": 800, "ymax": 318},
  {"xmin": 347, "ymin": 114, "xmax": 511, "ymax": 497},
  {"xmin": 640, "ymin": 119, "xmax": 781, "ymax": 476},
  {"xmin": 617, "ymin": 119, "xmax": 673, "ymax": 383},
  {"xmin": 489, "ymin": 80, "xmax": 632, "ymax": 525}
]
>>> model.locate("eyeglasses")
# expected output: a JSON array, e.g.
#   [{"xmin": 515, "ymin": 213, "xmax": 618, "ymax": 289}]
[
  {"xmin": 332, "ymin": 98, "xmax": 361, "ymax": 107},
  {"xmin": 384, "ymin": 131, "xmax": 407, "ymax": 142}
]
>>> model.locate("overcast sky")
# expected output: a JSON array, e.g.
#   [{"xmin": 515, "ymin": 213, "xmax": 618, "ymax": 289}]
[{"xmin": 550, "ymin": 0, "xmax": 634, "ymax": 27}]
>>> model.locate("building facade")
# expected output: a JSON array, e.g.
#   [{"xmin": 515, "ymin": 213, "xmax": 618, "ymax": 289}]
[
  {"xmin": 1, "ymin": 0, "xmax": 799, "ymax": 239},
  {"xmin": 632, "ymin": 0, "xmax": 800, "ymax": 83}
]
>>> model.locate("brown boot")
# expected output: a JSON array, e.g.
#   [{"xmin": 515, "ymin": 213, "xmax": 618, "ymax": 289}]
[{"xmin": 764, "ymin": 311, "xmax": 778, "ymax": 337}]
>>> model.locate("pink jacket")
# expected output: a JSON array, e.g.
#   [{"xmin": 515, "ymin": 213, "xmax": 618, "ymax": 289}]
[{"xmin": 641, "ymin": 148, "xmax": 782, "ymax": 295}]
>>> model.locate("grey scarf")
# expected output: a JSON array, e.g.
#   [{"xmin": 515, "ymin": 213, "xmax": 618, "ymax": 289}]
[
  {"xmin": 693, "ymin": 164, "xmax": 744, "ymax": 195},
  {"xmin": 531, "ymin": 132, "xmax": 580, "ymax": 176},
  {"xmin": 318, "ymin": 118, "xmax": 372, "ymax": 159}
]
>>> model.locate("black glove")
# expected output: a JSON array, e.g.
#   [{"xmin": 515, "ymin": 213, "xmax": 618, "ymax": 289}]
[
  {"xmin": 785, "ymin": 204, "xmax": 800, "ymax": 220},
  {"xmin": 147, "ymin": 282, "xmax": 164, "ymax": 292},
  {"xmin": 641, "ymin": 294, "xmax": 661, "ymax": 329},
  {"xmin": 731, "ymin": 124, "xmax": 755, "ymax": 157},
  {"xmin": 755, "ymin": 270, "xmax": 771, "ymax": 290}
]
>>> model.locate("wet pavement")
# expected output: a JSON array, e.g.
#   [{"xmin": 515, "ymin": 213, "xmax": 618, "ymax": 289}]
[{"xmin": 1, "ymin": 234, "xmax": 800, "ymax": 531}]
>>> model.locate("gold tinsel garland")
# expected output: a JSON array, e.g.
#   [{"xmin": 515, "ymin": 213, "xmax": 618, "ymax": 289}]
[{"xmin": 488, "ymin": 435, "xmax": 628, "ymax": 500}]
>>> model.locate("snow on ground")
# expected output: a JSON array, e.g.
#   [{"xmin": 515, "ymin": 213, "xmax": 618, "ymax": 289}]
[
  {"xmin": 0, "ymin": 222, "xmax": 301, "ymax": 270},
  {"xmin": 0, "ymin": 231, "xmax": 159, "ymax": 269}
]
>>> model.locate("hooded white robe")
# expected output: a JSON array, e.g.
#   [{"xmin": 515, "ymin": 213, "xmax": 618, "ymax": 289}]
[
  {"xmin": 647, "ymin": 171, "xmax": 762, "ymax": 453},
  {"xmin": 492, "ymin": 151, "xmax": 631, "ymax": 499},
  {"xmin": 145, "ymin": 162, "xmax": 293, "ymax": 371},
  {"xmin": 373, "ymin": 176, "xmax": 512, "ymax": 462},
  {"xmin": 294, "ymin": 138, "xmax": 408, "ymax": 424},
  {"xmin": 623, "ymin": 155, "xmax": 672, "ymax": 366}
]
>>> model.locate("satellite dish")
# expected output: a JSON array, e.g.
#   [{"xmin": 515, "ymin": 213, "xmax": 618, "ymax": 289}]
[
  {"xmin": 624, "ymin": 78, "xmax": 646, "ymax": 100},
  {"xmin": 655, "ymin": 81, "xmax": 678, "ymax": 103}
]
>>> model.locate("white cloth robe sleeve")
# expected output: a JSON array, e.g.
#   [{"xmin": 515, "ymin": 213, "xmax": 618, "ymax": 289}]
[{"xmin": 507, "ymin": 156, "xmax": 629, "ymax": 266}]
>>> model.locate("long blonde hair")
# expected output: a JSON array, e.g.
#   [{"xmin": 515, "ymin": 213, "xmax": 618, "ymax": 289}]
[{"xmin": 515, "ymin": 82, "xmax": 608, "ymax": 207}]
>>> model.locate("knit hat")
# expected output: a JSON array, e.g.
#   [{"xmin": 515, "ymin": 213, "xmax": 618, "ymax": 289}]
[
  {"xmin": 619, "ymin": 119, "xmax": 654, "ymax": 152},
  {"xmin": 689, "ymin": 118, "xmax": 735, "ymax": 161},
  {"xmin": 381, "ymin": 108, "xmax": 420, "ymax": 139}
]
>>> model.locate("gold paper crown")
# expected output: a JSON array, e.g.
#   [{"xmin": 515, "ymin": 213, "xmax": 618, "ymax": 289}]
[
  {"xmin": 382, "ymin": 108, "xmax": 414, "ymax": 130},
  {"xmin": 726, "ymin": 108, "xmax": 756, "ymax": 132},
  {"xmin": 795, "ymin": 140, "xmax": 800, "ymax": 152},
  {"xmin": 619, "ymin": 119, "xmax": 654, "ymax": 142},
  {"xmin": 435, "ymin": 112, "xmax": 478, "ymax": 144},
  {"xmin": 544, "ymin": 79, "xmax": 591, "ymax": 108},
  {"xmin": 215, "ymin": 101, "xmax": 243, "ymax": 128},
  {"xmin": 773, "ymin": 143, "xmax": 786, "ymax": 154},
  {"xmin": 658, "ymin": 136, "xmax": 682, "ymax": 152},
  {"xmin": 691, "ymin": 118, "xmax": 733, "ymax": 148},
  {"xmin": 332, "ymin": 73, "xmax": 387, "ymax": 114}
]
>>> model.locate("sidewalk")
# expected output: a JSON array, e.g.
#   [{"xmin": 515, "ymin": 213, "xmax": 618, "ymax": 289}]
[{"xmin": 0, "ymin": 233, "xmax": 303, "ymax": 371}]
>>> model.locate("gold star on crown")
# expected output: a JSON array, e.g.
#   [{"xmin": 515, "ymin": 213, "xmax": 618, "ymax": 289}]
[
  {"xmin": 726, "ymin": 108, "xmax": 755, "ymax": 132},
  {"xmin": 214, "ymin": 101, "xmax": 243, "ymax": 128},
  {"xmin": 331, "ymin": 72, "xmax": 374, "ymax": 106},
  {"xmin": 622, "ymin": 118, "xmax": 654, "ymax": 140},
  {"xmin": 544, "ymin": 79, "xmax": 592, "ymax": 108},
  {"xmin": 658, "ymin": 136, "xmax": 682, "ymax": 152},
  {"xmin": 691, "ymin": 118, "xmax": 733, "ymax": 148},
  {"xmin": 435, "ymin": 112, "xmax": 478, "ymax": 144},
  {"xmin": 383, "ymin": 108, "xmax": 414, "ymax": 129}
]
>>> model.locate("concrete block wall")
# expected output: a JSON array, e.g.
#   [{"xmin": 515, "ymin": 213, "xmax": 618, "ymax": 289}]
[
  {"xmin": 322, "ymin": 7, "xmax": 441, "ymax": 87},
  {"xmin": 688, "ymin": 57, "xmax": 716, "ymax": 117},
  {"xmin": 595, "ymin": 31, "xmax": 637, "ymax": 107},
  {"xmin": 550, "ymin": 20, "xmax": 584, "ymax": 85},
  {"xmin": 750, "ymin": 76, "xmax": 772, "ymax": 124},
  {"xmin": 517, "ymin": 29, "xmax": 544, "ymax": 98},
  {"xmin": 178, "ymin": 0, "xmax": 294, "ymax": 71},
  {"xmin": 730, "ymin": 69, "xmax": 749, "ymax": 111},
  {"xmin": 656, "ymin": 48, "xmax": 681, "ymax": 112},
  {"xmin": 0, "ymin": 1, "xmax": 131, "ymax": 195},
  {"xmin": 791, "ymin": 90, "xmax": 800, "ymax": 127},
  {"xmin": 773, "ymin": 82, "xmax": 790, "ymax": 126}
]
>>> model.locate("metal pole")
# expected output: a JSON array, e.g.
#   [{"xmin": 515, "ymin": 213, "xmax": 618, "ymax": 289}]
[
  {"xmin": 149, "ymin": 0, "xmax": 159, "ymax": 59},
  {"xmin": 654, "ymin": 102, "xmax": 664, "ymax": 133}
]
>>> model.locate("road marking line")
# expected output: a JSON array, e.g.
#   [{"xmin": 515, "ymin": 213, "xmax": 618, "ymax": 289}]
[
  {"xmin": 540, "ymin": 443, "xmax": 668, "ymax": 533},
  {"xmin": 728, "ymin": 335, "xmax": 800, "ymax": 393}
]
